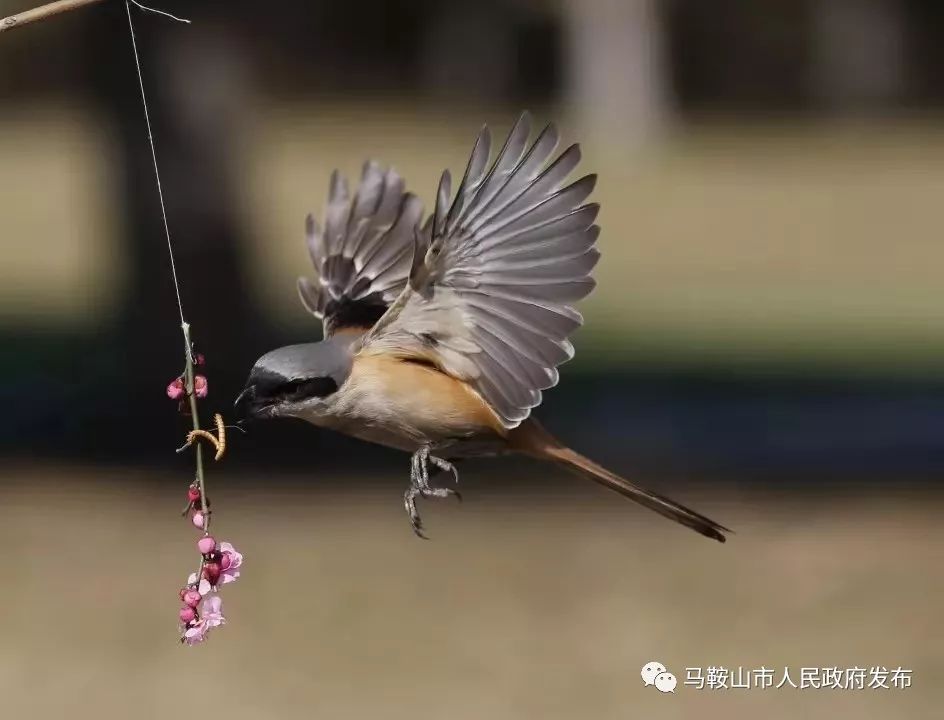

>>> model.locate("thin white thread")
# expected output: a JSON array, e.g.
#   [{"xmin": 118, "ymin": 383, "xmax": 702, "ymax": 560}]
[
  {"xmin": 130, "ymin": 0, "xmax": 191, "ymax": 24},
  {"xmin": 124, "ymin": 0, "xmax": 186, "ymax": 324}
]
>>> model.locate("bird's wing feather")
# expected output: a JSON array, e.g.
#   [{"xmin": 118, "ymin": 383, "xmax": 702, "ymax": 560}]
[
  {"xmin": 298, "ymin": 162, "xmax": 424, "ymax": 336},
  {"xmin": 357, "ymin": 112, "xmax": 600, "ymax": 428}
]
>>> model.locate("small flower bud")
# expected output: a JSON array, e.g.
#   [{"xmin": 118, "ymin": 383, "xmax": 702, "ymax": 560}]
[
  {"xmin": 194, "ymin": 353, "xmax": 205, "ymax": 366},
  {"xmin": 202, "ymin": 561, "xmax": 222, "ymax": 586},
  {"xmin": 197, "ymin": 536, "xmax": 217, "ymax": 555},
  {"xmin": 166, "ymin": 378, "xmax": 185, "ymax": 400},
  {"xmin": 187, "ymin": 487, "xmax": 201, "ymax": 503},
  {"xmin": 194, "ymin": 375, "xmax": 208, "ymax": 398},
  {"xmin": 179, "ymin": 606, "xmax": 196, "ymax": 623},
  {"xmin": 191, "ymin": 511, "xmax": 206, "ymax": 530},
  {"xmin": 182, "ymin": 589, "xmax": 202, "ymax": 608}
]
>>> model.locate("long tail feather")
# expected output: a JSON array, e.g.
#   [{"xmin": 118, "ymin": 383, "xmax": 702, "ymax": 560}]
[{"xmin": 510, "ymin": 420, "xmax": 731, "ymax": 543}]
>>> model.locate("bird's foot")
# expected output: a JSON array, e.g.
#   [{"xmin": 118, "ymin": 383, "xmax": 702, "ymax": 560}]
[{"xmin": 403, "ymin": 447, "xmax": 462, "ymax": 538}]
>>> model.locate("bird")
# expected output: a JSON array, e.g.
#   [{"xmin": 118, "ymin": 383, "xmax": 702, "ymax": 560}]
[{"xmin": 236, "ymin": 111, "xmax": 730, "ymax": 542}]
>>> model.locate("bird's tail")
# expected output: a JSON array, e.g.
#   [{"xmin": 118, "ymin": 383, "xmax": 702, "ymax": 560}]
[{"xmin": 509, "ymin": 420, "xmax": 730, "ymax": 543}]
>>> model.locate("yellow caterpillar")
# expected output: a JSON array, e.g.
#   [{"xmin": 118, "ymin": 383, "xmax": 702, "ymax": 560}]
[{"xmin": 184, "ymin": 413, "xmax": 226, "ymax": 461}]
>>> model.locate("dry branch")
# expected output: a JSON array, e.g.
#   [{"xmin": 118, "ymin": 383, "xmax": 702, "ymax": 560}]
[{"xmin": 1, "ymin": 0, "xmax": 106, "ymax": 33}]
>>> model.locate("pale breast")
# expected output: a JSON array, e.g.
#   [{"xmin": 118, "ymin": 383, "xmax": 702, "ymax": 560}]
[{"xmin": 315, "ymin": 354, "xmax": 508, "ymax": 454}]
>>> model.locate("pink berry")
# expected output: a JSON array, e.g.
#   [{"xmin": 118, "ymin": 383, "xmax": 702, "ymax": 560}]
[
  {"xmin": 194, "ymin": 375, "xmax": 208, "ymax": 398},
  {"xmin": 179, "ymin": 606, "xmax": 196, "ymax": 623},
  {"xmin": 202, "ymin": 561, "xmax": 222, "ymax": 586},
  {"xmin": 220, "ymin": 553, "xmax": 232, "ymax": 571},
  {"xmin": 192, "ymin": 511, "xmax": 205, "ymax": 530},
  {"xmin": 166, "ymin": 378, "xmax": 185, "ymax": 400},
  {"xmin": 197, "ymin": 536, "xmax": 217, "ymax": 555},
  {"xmin": 182, "ymin": 589, "xmax": 202, "ymax": 608},
  {"xmin": 187, "ymin": 487, "xmax": 201, "ymax": 503}
]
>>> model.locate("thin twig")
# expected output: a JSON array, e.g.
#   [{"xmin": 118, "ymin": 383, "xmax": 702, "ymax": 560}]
[
  {"xmin": 182, "ymin": 323, "xmax": 209, "ymax": 531},
  {"xmin": 183, "ymin": 323, "xmax": 210, "ymax": 591},
  {"xmin": 1, "ymin": 0, "xmax": 105, "ymax": 33},
  {"xmin": 129, "ymin": 0, "xmax": 188, "ymax": 24}
]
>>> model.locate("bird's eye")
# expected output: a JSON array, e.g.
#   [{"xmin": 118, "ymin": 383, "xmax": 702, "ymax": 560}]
[{"xmin": 278, "ymin": 377, "xmax": 338, "ymax": 399}]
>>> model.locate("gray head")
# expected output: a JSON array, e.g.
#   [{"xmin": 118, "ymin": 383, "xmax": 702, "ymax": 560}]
[{"xmin": 235, "ymin": 337, "xmax": 353, "ymax": 420}]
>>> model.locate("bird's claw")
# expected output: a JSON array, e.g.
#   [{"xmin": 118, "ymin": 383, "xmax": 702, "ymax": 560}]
[
  {"xmin": 404, "ymin": 447, "xmax": 461, "ymax": 537},
  {"xmin": 403, "ymin": 486, "xmax": 429, "ymax": 539}
]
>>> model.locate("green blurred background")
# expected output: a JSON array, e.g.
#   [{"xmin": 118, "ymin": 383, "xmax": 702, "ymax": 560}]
[{"xmin": 1, "ymin": 0, "xmax": 943, "ymax": 717}]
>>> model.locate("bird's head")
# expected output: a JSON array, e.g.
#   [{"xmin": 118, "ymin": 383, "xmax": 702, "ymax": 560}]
[{"xmin": 235, "ymin": 339, "xmax": 352, "ymax": 421}]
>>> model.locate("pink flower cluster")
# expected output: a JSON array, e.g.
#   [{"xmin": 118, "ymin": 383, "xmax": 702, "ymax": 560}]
[
  {"xmin": 167, "ymin": 354, "xmax": 208, "ymax": 405},
  {"xmin": 180, "ymin": 593, "xmax": 224, "ymax": 645},
  {"xmin": 178, "ymin": 531, "xmax": 242, "ymax": 645},
  {"xmin": 167, "ymin": 375, "xmax": 208, "ymax": 400},
  {"xmin": 184, "ymin": 483, "xmax": 209, "ymax": 530}
]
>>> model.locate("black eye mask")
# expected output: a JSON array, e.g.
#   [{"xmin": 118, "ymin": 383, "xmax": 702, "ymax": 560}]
[{"xmin": 278, "ymin": 376, "xmax": 339, "ymax": 400}]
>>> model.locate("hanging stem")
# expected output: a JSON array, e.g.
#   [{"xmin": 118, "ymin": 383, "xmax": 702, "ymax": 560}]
[
  {"xmin": 0, "ymin": 0, "xmax": 105, "ymax": 33},
  {"xmin": 182, "ymin": 322, "xmax": 210, "ymax": 526},
  {"xmin": 182, "ymin": 322, "xmax": 211, "ymax": 589}
]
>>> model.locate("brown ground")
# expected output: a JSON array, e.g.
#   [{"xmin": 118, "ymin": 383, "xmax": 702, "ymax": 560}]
[{"xmin": 0, "ymin": 466, "xmax": 940, "ymax": 719}]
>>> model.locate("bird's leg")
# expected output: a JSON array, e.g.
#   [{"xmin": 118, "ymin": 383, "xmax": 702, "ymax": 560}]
[
  {"xmin": 403, "ymin": 446, "xmax": 462, "ymax": 538},
  {"xmin": 404, "ymin": 451, "xmax": 426, "ymax": 538}
]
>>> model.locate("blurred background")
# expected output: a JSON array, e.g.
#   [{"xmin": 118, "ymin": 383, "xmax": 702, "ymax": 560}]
[{"xmin": 1, "ymin": 0, "xmax": 942, "ymax": 717}]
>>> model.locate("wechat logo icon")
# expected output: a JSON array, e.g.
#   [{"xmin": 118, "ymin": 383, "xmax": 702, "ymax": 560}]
[{"xmin": 641, "ymin": 661, "xmax": 677, "ymax": 693}]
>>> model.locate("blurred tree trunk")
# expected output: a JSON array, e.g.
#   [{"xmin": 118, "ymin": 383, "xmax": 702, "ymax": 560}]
[
  {"xmin": 810, "ymin": 0, "xmax": 908, "ymax": 112},
  {"xmin": 561, "ymin": 0, "xmax": 670, "ymax": 151},
  {"xmin": 421, "ymin": 1, "xmax": 515, "ymax": 102}
]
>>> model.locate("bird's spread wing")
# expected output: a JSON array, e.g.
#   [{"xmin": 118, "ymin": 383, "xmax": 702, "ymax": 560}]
[
  {"xmin": 299, "ymin": 162, "xmax": 424, "ymax": 336},
  {"xmin": 357, "ymin": 112, "xmax": 600, "ymax": 428}
]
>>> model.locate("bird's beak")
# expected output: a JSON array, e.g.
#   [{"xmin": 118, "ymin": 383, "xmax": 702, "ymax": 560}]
[{"xmin": 233, "ymin": 385, "xmax": 255, "ymax": 418}]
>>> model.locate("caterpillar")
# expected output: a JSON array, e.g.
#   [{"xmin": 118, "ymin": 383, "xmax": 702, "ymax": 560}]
[
  {"xmin": 184, "ymin": 413, "xmax": 226, "ymax": 461},
  {"xmin": 213, "ymin": 413, "xmax": 225, "ymax": 461}
]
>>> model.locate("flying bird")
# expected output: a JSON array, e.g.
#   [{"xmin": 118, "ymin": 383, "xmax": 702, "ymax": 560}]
[{"xmin": 237, "ymin": 112, "xmax": 730, "ymax": 542}]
